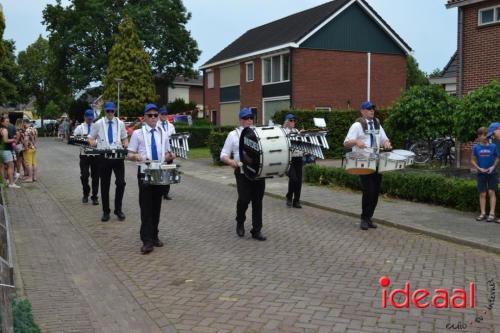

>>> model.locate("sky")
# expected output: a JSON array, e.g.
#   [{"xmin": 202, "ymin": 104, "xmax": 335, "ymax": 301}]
[{"xmin": 1, "ymin": 0, "xmax": 457, "ymax": 73}]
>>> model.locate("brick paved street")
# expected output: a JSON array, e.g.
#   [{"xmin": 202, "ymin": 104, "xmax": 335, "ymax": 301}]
[{"xmin": 7, "ymin": 138, "xmax": 500, "ymax": 332}]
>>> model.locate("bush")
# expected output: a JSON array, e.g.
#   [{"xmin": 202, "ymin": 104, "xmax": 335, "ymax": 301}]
[
  {"xmin": 207, "ymin": 128, "xmax": 233, "ymax": 164},
  {"xmin": 454, "ymin": 80, "xmax": 500, "ymax": 142},
  {"xmin": 272, "ymin": 109, "xmax": 389, "ymax": 158},
  {"xmin": 176, "ymin": 125, "xmax": 234, "ymax": 149},
  {"xmin": 304, "ymin": 165, "xmax": 490, "ymax": 213},
  {"xmin": 12, "ymin": 298, "xmax": 41, "ymax": 333}
]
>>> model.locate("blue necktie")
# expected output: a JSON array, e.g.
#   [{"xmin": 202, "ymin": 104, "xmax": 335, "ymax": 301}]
[
  {"xmin": 151, "ymin": 128, "xmax": 159, "ymax": 161},
  {"xmin": 107, "ymin": 121, "xmax": 113, "ymax": 143},
  {"xmin": 162, "ymin": 121, "xmax": 166, "ymax": 132},
  {"xmin": 87, "ymin": 124, "xmax": 91, "ymax": 135},
  {"xmin": 368, "ymin": 121, "xmax": 374, "ymax": 147}
]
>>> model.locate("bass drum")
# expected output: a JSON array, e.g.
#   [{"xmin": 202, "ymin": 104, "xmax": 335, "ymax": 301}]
[{"xmin": 239, "ymin": 126, "xmax": 291, "ymax": 180}]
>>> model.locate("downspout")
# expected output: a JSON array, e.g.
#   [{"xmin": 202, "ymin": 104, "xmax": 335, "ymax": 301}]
[
  {"xmin": 456, "ymin": 7, "xmax": 464, "ymax": 168},
  {"xmin": 289, "ymin": 48, "xmax": 293, "ymax": 110},
  {"xmin": 202, "ymin": 69, "xmax": 206, "ymax": 120},
  {"xmin": 367, "ymin": 52, "xmax": 371, "ymax": 101}
]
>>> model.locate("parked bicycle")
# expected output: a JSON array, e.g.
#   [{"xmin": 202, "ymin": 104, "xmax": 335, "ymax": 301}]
[{"xmin": 409, "ymin": 136, "xmax": 456, "ymax": 165}]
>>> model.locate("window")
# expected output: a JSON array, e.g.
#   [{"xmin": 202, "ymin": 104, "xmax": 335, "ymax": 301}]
[
  {"xmin": 250, "ymin": 107, "xmax": 258, "ymax": 124},
  {"xmin": 207, "ymin": 71, "xmax": 214, "ymax": 89},
  {"xmin": 479, "ymin": 6, "xmax": 500, "ymax": 25},
  {"xmin": 263, "ymin": 53, "xmax": 291, "ymax": 84},
  {"xmin": 315, "ymin": 107, "xmax": 332, "ymax": 112},
  {"xmin": 246, "ymin": 62, "xmax": 254, "ymax": 82}
]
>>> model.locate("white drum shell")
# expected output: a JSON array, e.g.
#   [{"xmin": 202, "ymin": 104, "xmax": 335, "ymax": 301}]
[
  {"xmin": 344, "ymin": 152, "xmax": 377, "ymax": 175},
  {"xmin": 253, "ymin": 126, "xmax": 290, "ymax": 178},
  {"xmin": 392, "ymin": 149, "xmax": 416, "ymax": 166},
  {"xmin": 142, "ymin": 163, "xmax": 181, "ymax": 185},
  {"xmin": 378, "ymin": 152, "xmax": 406, "ymax": 173}
]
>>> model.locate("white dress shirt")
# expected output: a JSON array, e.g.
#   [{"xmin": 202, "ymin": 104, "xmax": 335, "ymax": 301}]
[
  {"xmin": 344, "ymin": 119, "xmax": 389, "ymax": 154},
  {"xmin": 128, "ymin": 124, "xmax": 171, "ymax": 162},
  {"xmin": 157, "ymin": 120, "xmax": 176, "ymax": 137},
  {"xmin": 73, "ymin": 122, "xmax": 94, "ymax": 136},
  {"xmin": 220, "ymin": 127, "xmax": 244, "ymax": 162},
  {"xmin": 89, "ymin": 117, "xmax": 127, "ymax": 149}
]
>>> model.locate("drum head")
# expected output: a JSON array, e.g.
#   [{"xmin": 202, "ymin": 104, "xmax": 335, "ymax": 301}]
[{"xmin": 239, "ymin": 127, "xmax": 262, "ymax": 180}]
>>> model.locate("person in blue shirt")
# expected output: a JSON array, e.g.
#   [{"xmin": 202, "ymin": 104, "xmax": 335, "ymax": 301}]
[{"xmin": 471, "ymin": 127, "xmax": 499, "ymax": 222}]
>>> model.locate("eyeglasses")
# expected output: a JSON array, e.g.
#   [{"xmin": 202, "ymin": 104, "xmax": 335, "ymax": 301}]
[
  {"xmin": 289, "ymin": 119, "xmax": 296, "ymax": 122},
  {"xmin": 242, "ymin": 116, "xmax": 253, "ymax": 120},
  {"xmin": 105, "ymin": 109, "xmax": 115, "ymax": 113},
  {"xmin": 146, "ymin": 113, "xmax": 159, "ymax": 118}
]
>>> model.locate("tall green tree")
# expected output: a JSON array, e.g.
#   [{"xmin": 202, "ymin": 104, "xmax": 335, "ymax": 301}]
[
  {"xmin": 0, "ymin": 40, "xmax": 21, "ymax": 106},
  {"xmin": 406, "ymin": 55, "xmax": 429, "ymax": 89},
  {"xmin": 43, "ymin": 0, "xmax": 200, "ymax": 93},
  {"xmin": 0, "ymin": 7, "xmax": 5, "ymax": 61},
  {"xmin": 103, "ymin": 16, "xmax": 157, "ymax": 117},
  {"xmin": 18, "ymin": 36, "xmax": 50, "ymax": 118}
]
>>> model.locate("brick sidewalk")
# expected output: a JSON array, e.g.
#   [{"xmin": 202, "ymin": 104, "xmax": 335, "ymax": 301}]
[{"xmin": 7, "ymin": 139, "xmax": 500, "ymax": 332}]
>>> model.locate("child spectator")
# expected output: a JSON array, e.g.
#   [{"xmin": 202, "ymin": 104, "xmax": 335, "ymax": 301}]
[{"xmin": 471, "ymin": 127, "xmax": 499, "ymax": 222}]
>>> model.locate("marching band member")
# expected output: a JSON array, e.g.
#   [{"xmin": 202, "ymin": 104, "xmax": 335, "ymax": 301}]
[
  {"xmin": 128, "ymin": 103, "xmax": 175, "ymax": 254},
  {"xmin": 158, "ymin": 107, "xmax": 176, "ymax": 200},
  {"xmin": 283, "ymin": 113, "xmax": 303, "ymax": 208},
  {"xmin": 88, "ymin": 101, "xmax": 128, "ymax": 222},
  {"xmin": 220, "ymin": 108, "xmax": 266, "ymax": 241},
  {"xmin": 74, "ymin": 109, "xmax": 99, "ymax": 205},
  {"xmin": 343, "ymin": 101, "xmax": 392, "ymax": 230}
]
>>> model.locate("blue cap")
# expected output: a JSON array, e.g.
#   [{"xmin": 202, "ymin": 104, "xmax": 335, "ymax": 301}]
[
  {"xmin": 285, "ymin": 113, "xmax": 295, "ymax": 120},
  {"xmin": 144, "ymin": 103, "xmax": 159, "ymax": 113},
  {"xmin": 361, "ymin": 101, "xmax": 375, "ymax": 110},
  {"xmin": 239, "ymin": 107, "xmax": 253, "ymax": 119},
  {"xmin": 487, "ymin": 122, "xmax": 500, "ymax": 138},
  {"xmin": 159, "ymin": 107, "xmax": 168, "ymax": 115},
  {"xmin": 84, "ymin": 109, "xmax": 94, "ymax": 119},
  {"xmin": 104, "ymin": 102, "xmax": 116, "ymax": 111}
]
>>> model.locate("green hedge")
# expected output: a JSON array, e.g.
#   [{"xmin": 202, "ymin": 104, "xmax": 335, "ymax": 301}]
[
  {"xmin": 304, "ymin": 164, "xmax": 494, "ymax": 214},
  {"xmin": 272, "ymin": 109, "xmax": 390, "ymax": 158},
  {"xmin": 207, "ymin": 127, "xmax": 233, "ymax": 164},
  {"xmin": 11, "ymin": 298, "xmax": 41, "ymax": 333},
  {"xmin": 175, "ymin": 125, "xmax": 233, "ymax": 148}
]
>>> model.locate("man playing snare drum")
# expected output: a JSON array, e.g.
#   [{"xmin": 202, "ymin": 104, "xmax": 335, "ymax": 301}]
[
  {"xmin": 128, "ymin": 103, "xmax": 176, "ymax": 254},
  {"xmin": 343, "ymin": 101, "xmax": 392, "ymax": 230}
]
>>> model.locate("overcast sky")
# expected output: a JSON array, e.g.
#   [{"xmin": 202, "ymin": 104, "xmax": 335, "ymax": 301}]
[{"xmin": 2, "ymin": 0, "xmax": 457, "ymax": 73}]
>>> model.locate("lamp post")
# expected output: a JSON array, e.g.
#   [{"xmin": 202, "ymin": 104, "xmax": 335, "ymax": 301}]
[{"xmin": 115, "ymin": 78, "xmax": 123, "ymax": 118}]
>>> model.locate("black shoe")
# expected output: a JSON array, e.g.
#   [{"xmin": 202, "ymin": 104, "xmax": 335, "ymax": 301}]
[
  {"xmin": 286, "ymin": 198, "xmax": 292, "ymax": 207},
  {"xmin": 367, "ymin": 219, "xmax": 377, "ymax": 229},
  {"xmin": 101, "ymin": 212, "xmax": 110, "ymax": 222},
  {"xmin": 236, "ymin": 222, "xmax": 245, "ymax": 237},
  {"xmin": 114, "ymin": 210, "xmax": 126, "ymax": 221},
  {"xmin": 164, "ymin": 195, "xmax": 172, "ymax": 200},
  {"xmin": 141, "ymin": 244, "xmax": 154, "ymax": 254},
  {"xmin": 153, "ymin": 240, "xmax": 164, "ymax": 247},
  {"xmin": 292, "ymin": 202, "xmax": 302, "ymax": 209},
  {"xmin": 360, "ymin": 219, "xmax": 369, "ymax": 230},
  {"xmin": 82, "ymin": 196, "xmax": 88, "ymax": 203},
  {"xmin": 251, "ymin": 232, "xmax": 267, "ymax": 241},
  {"xmin": 91, "ymin": 198, "xmax": 99, "ymax": 205}
]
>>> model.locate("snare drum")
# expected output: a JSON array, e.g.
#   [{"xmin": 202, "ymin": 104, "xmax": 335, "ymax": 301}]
[
  {"xmin": 377, "ymin": 152, "xmax": 406, "ymax": 173},
  {"xmin": 392, "ymin": 149, "xmax": 416, "ymax": 166},
  {"xmin": 239, "ymin": 126, "xmax": 290, "ymax": 180},
  {"xmin": 344, "ymin": 152, "xmax": 378, "ymax": 175},
  {"xmin": 142, "ymin": 163, "xmax": 181, "ymax": 185}
]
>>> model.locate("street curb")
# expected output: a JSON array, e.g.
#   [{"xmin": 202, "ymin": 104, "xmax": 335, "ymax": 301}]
[{"xmin": 261, "ymin": 190, "xmax": 500, "ymax": 256}]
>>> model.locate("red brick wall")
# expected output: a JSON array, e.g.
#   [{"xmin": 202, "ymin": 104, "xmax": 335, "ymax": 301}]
[
  {"xmin": 461, "ymin": 0, "xmax": 500, "ymax": 95},
  {"xmin": 204, "ymin": 68, "xmax": 220, "ymax": 123},
  {"xmin": 189, "ymin": 86, "xmax": 203, "ymax": 106},
  {"xmin": 292, "ymin": 49, "xmax": 406, "ymax": 110},
  {"xmin": 240, "ymin": 59, "xmax": 262, "ymax": 125}
]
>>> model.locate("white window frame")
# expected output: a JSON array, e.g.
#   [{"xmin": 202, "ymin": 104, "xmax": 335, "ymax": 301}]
[
  {"xmin": 478, "ymin": 5, "xmax": 500, "ymax": 26},
  {"xmin": 261, "ymin": 51, "xmax": 291, "ymax": 86},
  {"xmin": 246, "ymin": 62, "xmax": 254, "ymax": 82},
  {"xmin": 262, "ymin": 96, "xmax": 290, "ymax": 125},
  {"xmin": 315, "ymin": 107, "xmax": 332, "ymax": 112},
  {"xmin": 207, "ymin": 70, "xmax": 214, "ymax": 89}
]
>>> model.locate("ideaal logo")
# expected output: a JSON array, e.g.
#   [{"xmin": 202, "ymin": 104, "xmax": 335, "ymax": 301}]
[{"xmin": 379, "ymin": 276, "xmax": 475, "ymax": 309}]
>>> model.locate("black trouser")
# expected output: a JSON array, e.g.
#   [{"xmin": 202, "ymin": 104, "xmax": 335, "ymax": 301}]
[
  {"xmin": 80, "ymin": 155, "xmax": 99, "ymax": 200},
  {"xmin": 360, "ymin": 173, "xmax": 382, "ymax": 220},
  {"xmin": 286, "ymin": 157, "xmax": 303, "ymax": 203},
  {"xmin": 163, "ymin": 160, "xmax": 173, "ymax": 198},
  {"xmin": 138, "ymin": 171, "xmax": 166, "ymax": 245},
  {"xmin": 235, "ymin": 170, "xmax": 265, "ymax": 234},
  {"xmin": 99, "ymin": 158, "xmax": 126, "ymax": 214}
]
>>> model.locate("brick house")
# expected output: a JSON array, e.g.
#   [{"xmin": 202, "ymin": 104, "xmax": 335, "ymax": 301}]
[
  {"xmin": 446, "ymin": 0, "xmax": 500, "ymax": 96},
  {"xmin": 429, "ymin": 52, "xmax": 458, "ymax": 96},
  {"xmin": 154, "ymin": 75, "xmax": 204, "ymax": 109},
  {"xmin": 201, "ymin": 0, "xmax": 411, "ymax": 126}
]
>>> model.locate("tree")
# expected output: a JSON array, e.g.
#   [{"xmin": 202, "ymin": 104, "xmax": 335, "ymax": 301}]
[
  {"xmin": 44, "ymin": 100, "xmax": 62, "ymax": 119},
  {"xmin": 385, "ymin": 85, "xmax": 457, "ymax": 141},
  {"xmin": 43, "ymin": 0, "xmax": 200, "ymax": 93},
  {"xmin": 18, "ymin": 36, "xmax": 50, "ymax": 119},
  {"xmin": 103, "ymin": 16, "xmax": 157, "ymax": 117},
  {"xmin": 0, "ymin": 7, "xmax": 5, "ymax": 61},
  {"xmin": 454, "ymin": 80, "xmax": 500, "ymax": 142},
  {"xmin": 0, "ymin": 40, "xmax": 21, "ymax": 106},
  {"xmin": 406, "ymin": 55, "xmax": 429, "ymax": 89},
  {"xmin": 167, "ymin": 98, "xmax": 196, "ymax": 114},
  {"xmin": 428, "ymin": 68, "xmax": 443, "ymax": 79}
]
